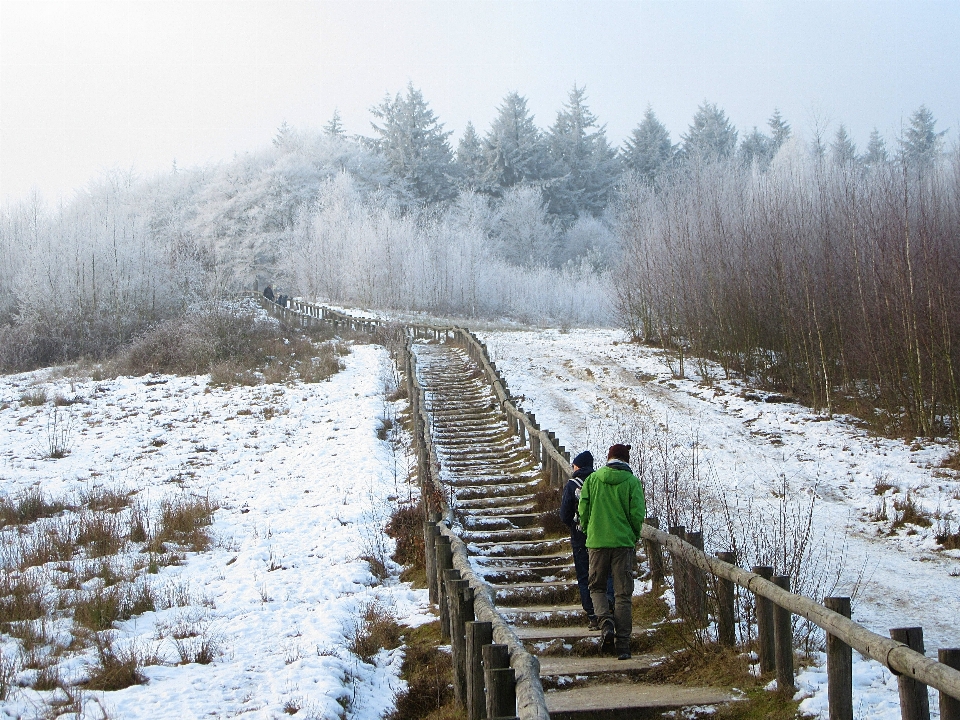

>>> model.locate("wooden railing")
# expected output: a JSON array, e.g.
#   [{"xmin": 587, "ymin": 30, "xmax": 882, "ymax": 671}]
[{"xmin": 250, "ymin": 292, "xmax": 960, "ymax": 720}]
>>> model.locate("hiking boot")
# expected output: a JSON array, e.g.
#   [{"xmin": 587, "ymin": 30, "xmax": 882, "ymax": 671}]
[
  {"xmin": 586, "ymin": 616, "xmax": 600, "ymax": 631},
  {"xmin": 616, "ymin": 638, "xmax": 631, "ymax": 660},
  {"xmin": 599, "ymin": 619, "xmax": 615, "ymax": 654},
  {"xmin": 617, "ymin": 651, "xmax": 632, "ymax": 660}
]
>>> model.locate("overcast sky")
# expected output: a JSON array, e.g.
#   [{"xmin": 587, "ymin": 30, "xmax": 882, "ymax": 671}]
[{"xmin": 2, "ymin": 0, "xmax": 959, "ymax": 204}]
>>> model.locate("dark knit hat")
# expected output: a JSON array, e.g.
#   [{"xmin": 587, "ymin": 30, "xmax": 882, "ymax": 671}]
[
  {"xmin": 572, "ymin": 451, "xmax": 594, "ymax": 469},
  {"xmin": 607, "ymin": 444, "xmax": 631, "ymax": 462}
]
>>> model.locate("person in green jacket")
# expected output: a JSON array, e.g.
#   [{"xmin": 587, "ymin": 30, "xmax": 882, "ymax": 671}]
[{"xmin": 577, "ymin": 443, "xmax": 646, "ymax": 660}]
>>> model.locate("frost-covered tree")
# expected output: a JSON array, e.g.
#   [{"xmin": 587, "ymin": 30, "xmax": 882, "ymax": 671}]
[
  {"xmin": 481, "ymin": 92, "xmax": 547, "ymax": 195},
  {"xmin": 899, "ymin": 105, "xmax": 947, "ymax": 167},
  {"xmin": 768, "ymin": 109, "xmax": 791, "ymax": 152},
  {"xmin": 862, "ymin": 129, "xmax": 889, "ymax": 167},
  {"xmin": 544, "ymin": 85, "xmax": 620, "ymax": 221},
  {"xmin": 739, "ymin": 127, "xmax": 773, "ymax": 169},
  {"xmin": 681, "ymin": 102, "xmax": 738, "ymax": 163},
  {"xmin": 622, "ymin": 108, "xmax": 675, "ymax": 186},
  {"xmin": 831, "ymin": 125, "xmax": 858, "ymax": 166},
  {"xmin": 368, "ymin": 84, "xmax": 456, "ymax": 205},
  {"xmin": 455, "ymin": 122, "xmax": 486, "ymax": 192},
  {"xmin": 323, "ymin": 109, "xmax": 345, "ymax": 137},
  {"xmin": 490, "ymin": 185, "xmax": 556, "ymax": 266}
]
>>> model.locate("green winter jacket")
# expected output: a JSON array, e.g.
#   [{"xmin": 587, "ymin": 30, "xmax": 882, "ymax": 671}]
[{"xmin": 577, "ymin": 461, "xmax": 646, "ymax": 548}]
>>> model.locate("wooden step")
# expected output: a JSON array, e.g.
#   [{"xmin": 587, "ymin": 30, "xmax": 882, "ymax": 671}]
[
  {"xmin": 545, "ymin": 683, "xmax": 739, "ymax": 720},
  {"xmin": 538, "ymin": 654, "xmax": 661, "ymax": 677}
]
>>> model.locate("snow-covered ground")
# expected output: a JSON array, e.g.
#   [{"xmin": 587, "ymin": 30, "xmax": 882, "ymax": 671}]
[
  {"xmin": 479, "ymin": 327, "xmax": 960, "ymax": 719},
  {"xmin": 0, "ymin": 343, "xmax": 429, "ymax": 719}
]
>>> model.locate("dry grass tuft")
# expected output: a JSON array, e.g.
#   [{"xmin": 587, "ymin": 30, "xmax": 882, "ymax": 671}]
[
  {"xmin": 0, "ymin": 487, "xmax": 67, "ymax": 528},
  {"xmin": 153, "ymin": 495, "xmax": 217, "ymax": 552},
  {"xmin": 385, "ymin": 621, "xmax": 454, "ymax": 720},
  {"xmin": 349, "ymin": 600, "xmax": 402, "ymax": 663}
]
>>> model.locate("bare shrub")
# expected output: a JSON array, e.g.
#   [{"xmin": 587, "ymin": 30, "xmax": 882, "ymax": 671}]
[
  {"xmin": 19, "ymin": 388, "xmax": 47, "ymax": 406},
  {"xmin": 891, "ymin": 492, "xmax": 932, "ymax": 529},
  {"xmin": 0, "ymin": 653, "xmax": 18, "ymax": 700},
  {"xmin": 385, "ymin": 502, "xmax": 425, "ymax": 568},
  {"xmin": 17, "ymin": 517, "xmax": 75, "ymax": 569},
  {"xmin": 39, "ymin": 406, "xmax": 74, "ymax": 459}
]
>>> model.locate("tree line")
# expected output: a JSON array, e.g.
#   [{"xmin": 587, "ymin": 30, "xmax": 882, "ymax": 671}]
[
  {"xmin": 2, "ymin": 81, "xmax": 956, "ymax": 444},
  {"xmin": 615, "ymin": 108, "xmax": 959, "ymax": 439}
]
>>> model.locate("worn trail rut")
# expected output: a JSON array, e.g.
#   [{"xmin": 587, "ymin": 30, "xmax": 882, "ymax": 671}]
[{"xmin": 414, "ymin": 342, "xmax": 736, "ymax": 719}]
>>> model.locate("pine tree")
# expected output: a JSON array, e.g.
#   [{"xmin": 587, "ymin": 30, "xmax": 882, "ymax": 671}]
[
  {"xmin": 681, "ymin": 102, "xmax": 738, "ymax": 163},
  {"xmin": 324, "ymin": 109, "xmax": 345, "ymax": 137},
  {"xmin": 738, "ymin": 127, "xmax": 773, "ymax": 169},
  {"xmin": 481, "ymin": 92, "xmax": 547, "ymax": 195},
  {"xmin": 899, "ymin": 105, "xmax": 947, "ymax": 167},
  {"xmin": 622, "ymin": 108, "xmax": 675, "ymax": 186},
  {"xmin": 368, "ymin": 83, "xmax": 456, "ymax": 204},
  {"xmin": 831, "ymin": 125, "xmax": 859, "ymax": 166},
  {"xmin": 544, "ymin": 85, "xmax": 620, "ymax": 221},
  {"xmin": 768, "ymin": 109, "xmax": 791, "ymax": 152},
  {"xmin": 862, "ymin": 129, "xmax": 889, "ymax": 167},
  {"xmin": 455, "ymin": 122, "xmax": 485, "ymax": 191}
]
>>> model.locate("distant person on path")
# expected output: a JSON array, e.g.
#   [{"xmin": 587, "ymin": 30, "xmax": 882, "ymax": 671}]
[
  {"xmin": 559, "ymin": 450, "xmax": 614, "ymax": 630},
  {"xmin": 578, "ymin": 443, "xmax": 645, "ymax": 660},
  {"xmin": 263, "ymin": 285, "xmax": 274, "ymax": 301}
]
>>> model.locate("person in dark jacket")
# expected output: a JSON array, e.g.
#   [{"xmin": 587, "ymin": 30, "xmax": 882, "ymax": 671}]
[
  {"xmin": 559, "ymin": 450, "xmax": 613, "ymax": 630},
  {"xmin": 263, "ymin": 285, "xmax": 274, "ymax": 301},
  {"xmin": 578, "ymin": 443, "xmax": 646, "ymax": 660}
]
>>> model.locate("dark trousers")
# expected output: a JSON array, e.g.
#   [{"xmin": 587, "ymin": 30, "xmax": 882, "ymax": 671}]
[
  {"xmin": 588, "ymin": 546, "xmax": 636, "ymax": 645},
  {"xmin": 572, "ymin": 542, "xmax": 614, "ymax": 617}
]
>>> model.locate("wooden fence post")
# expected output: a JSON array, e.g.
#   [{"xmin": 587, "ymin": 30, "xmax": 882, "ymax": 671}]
[
  {"xmin": 716, "ymin": 551, "xmax": 737, "ymax": 647},
  {"xmin": 466, "ymin": 621, "xmax": 493, "ymax": 720},
  {"xmin": 939, "ymin": 649, "xmax": 960, "ymax": 720},
  {"xmin": 772, "ymin": 575, "xmax": 794, "ymax": 691},
  {"xmin": 483, "ymin": 644, "xmax": 515, "ymax": 720},
  {"xmin": 685, "ymin": 531, "xmax": 707, "ymax": 626},
  {"xmin": 890, "ymin": 627, "xmax": 930, "ymax": 720},
  {"xmin": 436, "ymin": 536, "xmax": 453, "ymax": 641},
  {"xmin": 752, "ymin": 566, "xmax": 775, "ymax": 673},
  {"xmin": 643, "ymin": 517, "xmax": 665, "ymax": 588},
  {"xmin": 824, "ymin": 597, "xmax": 853, "ymax": 720},
  {"xmin": 424, "ymin": 521, "xmax": 439, "ymax": 604},
  {"xmin": 445, "ymin": 572, "xmax": 469, "ymax": 706},
  {"xmin": 669, "ymin": 526, "xmax": 688, "ymax": 619}
]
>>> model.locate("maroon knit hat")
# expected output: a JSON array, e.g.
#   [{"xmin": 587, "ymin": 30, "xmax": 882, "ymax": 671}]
[{"xmin": 607, "ymin": 444, "xmax": 631, "ymax": 462}]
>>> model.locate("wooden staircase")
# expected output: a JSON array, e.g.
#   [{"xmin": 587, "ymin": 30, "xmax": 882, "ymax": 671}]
[{"xmin": 414, "ymin": 342, "xmax": 737, "ymax": 719}]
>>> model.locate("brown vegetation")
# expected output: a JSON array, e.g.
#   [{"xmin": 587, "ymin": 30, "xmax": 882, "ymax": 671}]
[{"xmin": 618, "ymin": 155, "xmax": 960, "ymax": 440}]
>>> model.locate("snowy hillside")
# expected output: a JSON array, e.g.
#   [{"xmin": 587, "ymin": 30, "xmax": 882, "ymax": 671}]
[
  {"xmin": 479, "ymin": 327, "xmax": 960, "ymax": 718},
  {"xmin": 0, "ymin": 343, "xmax": 428, "ymax": 719}
]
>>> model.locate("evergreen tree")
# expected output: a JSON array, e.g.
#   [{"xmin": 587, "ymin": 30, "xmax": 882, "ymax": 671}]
[
  {"xmin": 544, "ymin": 85, "xmax": 620, "ymax": 221},
  {"xmin": 899, "ymin": 105, "xmax": 947, "ymax": 167},
  {"xmin": 368, "ymin": 83, "xmax": 456, "ymax": 204},
  {"xmin": 622, "ymin": 107, "xmax": 675, "ymax": 186},
  {"xmin": 455, "ymin": 122, "xmax": 485, "ymax": 192},
  {"xmin": 768, "ymin": 109, "xmax": 791, "ymax": 152},
  {"xmin": 481, "ymin": 92, "xmax": 547, "ymax": 195},
  {"xmin": 862, "ymin": 129, "xmax": 889, "ymax": 167},
  {"xmin": 681, "ymin": 102, "xmax": 738, "ymax": 163},
  {"xmin": 738, "ymin": 127, "xmax": 773, "ymax": 169},
  {"xmin": 273, "ymin": 121, "xmax": 297, "ymax": 150},
  {"xmin": 831, "ymin": 125, "xmax": 859, "ymax": 166},
  {"xmin": 323, "ymin": 109, "xmax": 345, "ymax": 137}
]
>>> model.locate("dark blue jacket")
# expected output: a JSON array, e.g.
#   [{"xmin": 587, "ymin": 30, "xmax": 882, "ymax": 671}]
[{"xmin": 559, "ymin": 465, "xmax": 594, "ymax": 546}]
